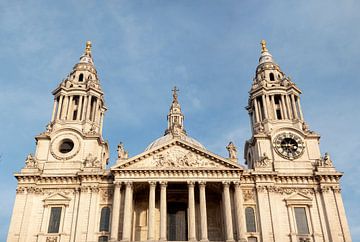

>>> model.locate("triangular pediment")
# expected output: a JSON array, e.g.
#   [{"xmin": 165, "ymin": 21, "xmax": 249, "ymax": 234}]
[
  {"xmin": 43, "ymin": 193, "xmax": 71, "ymax": 206},
  {"xmin": 111, "ymin": 138, "xmax": 243, "ymax": 170},
  {"xmin": 284, "ymin": 192, "xmax": 313, "ymax": 206},
  {"xmin": 44, "ymin": 193, "xmax": 71, "ymax": 201}
]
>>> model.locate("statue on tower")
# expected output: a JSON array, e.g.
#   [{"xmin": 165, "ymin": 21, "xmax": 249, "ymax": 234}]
[
  {"xmin": 226, "ymin": 142, "xmax": 238, "ymax": 160},
  {"xmin": 117, "ymin": 142, "xmax": 128, "ymax": 159}
]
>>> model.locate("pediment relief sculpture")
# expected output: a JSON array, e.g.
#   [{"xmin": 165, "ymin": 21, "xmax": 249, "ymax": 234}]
[{"xmin": 117, "ymin": 144, "xmax": 242, "ymax": 170}]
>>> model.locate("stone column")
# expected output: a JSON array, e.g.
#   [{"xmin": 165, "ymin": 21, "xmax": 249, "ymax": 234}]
[
  {"xmin": 296, "ymin": 97, "xmax": 304, "ymax": 120},
  {"xmin": 61, "ymin": 96, "xmax": 69, "ymax": 120},
  {"xmin": 160, "ymin": 181, "xmax": 167, "ymax": 241},
  {"xmin": 188, "ymin": 181, "xmax": 196, "ymax": 241},
  {"xmin": 76, "ymin": 96, "xmax": 83, "ymax": 120},
  {"xmin": 122, "ymin": 182, "xmax": 133, "ymax": 242},
  {"xmin": 147, "ymin": 181, "xmax": 156, "ymax": 241},
  {"xmin": 86, "ymin": 95, "xmax": 92, "ymax": 120},
  {"xmin": 56, "ymin": 96, "xmax": 63, "ymax": 120},
  {"xmin": 67, "ymin": 96, "xmax": 73, "ymax": 120},
  {"xmin": 281, "ymin": 95, "xmax": 288, "ymax": 119},
  {"xmin": 82, "ymin": 96, "xmax": 88, "ymax": 120},
  {"xmin": 233, "ymin": 182, "xmax": 247, "ymax": 242},
  {"xmin": 285, "ymin": 95, "xmax": 293, "ymax": 119},
  {"xmin": 51, "ymin": 98, "xmax": 58, "ymax": 122},
  {"xmin": 94, "ymin": 97, "xmax": 100, "ymax": 123},
  {"xmin": 223, "ymin": 182, "xmax": 234, "ymax": 242},
  {"xmin": 262, "ymin": 95, "xmax": 268, "ymax": 119},
  {"xmin": 271, "ymin": 95, "xmax": 277, "ymax": 119},
  {"xmin": 253, "ymin": 98, "xmax": 260, "ymax": 122},
  {"xmin": 199, "ymin": 181, "xmax": 208, "ymax": 242},
  {"xmin": 111, "ymin": 182, "xmax": 122, "ymax": 241},
  {"xmin": 291, "ymin": 94, "xmax": 298, "ymax": 119}
]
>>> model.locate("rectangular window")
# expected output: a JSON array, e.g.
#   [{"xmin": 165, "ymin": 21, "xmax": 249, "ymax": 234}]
[
  {"xmin": 294, "ymin": 207, "xmax": 310, "ymax": 234},
  {"xmin": 245, "ymin": 207, "xmax": 256, "ymax": 232},
  {"xmin": 48, "ymin": 207, "xmax": 62, "ymax": 233}
]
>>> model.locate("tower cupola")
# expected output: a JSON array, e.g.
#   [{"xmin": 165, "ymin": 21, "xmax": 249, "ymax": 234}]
[
  {"xmin": 165, "ymin": 86, "xmax": 186, "ymax": 136},
  {"xmin": 48, "ymin": 41, "xmax": 106, "ymax": 135},
  {"xmin": 247, "ymin": 40, "xmax": 306, "ymax": 135}
]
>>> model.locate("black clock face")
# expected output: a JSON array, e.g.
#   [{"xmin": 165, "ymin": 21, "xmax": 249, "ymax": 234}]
[{"xmin": 274, "ymin": 133, "xmax": 305, "ymax": 159}]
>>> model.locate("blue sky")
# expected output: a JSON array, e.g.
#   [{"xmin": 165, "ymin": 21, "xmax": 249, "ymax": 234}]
[{"xmin": 0, "ymin": 0, "xmax": 359, "ymax": 240}]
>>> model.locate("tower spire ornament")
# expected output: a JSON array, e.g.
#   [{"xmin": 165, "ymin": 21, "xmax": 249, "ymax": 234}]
[
  {"xmin": 261, "ymin": 39, "xmax": 268, "ymax": 53},
  {"xmin": 172, "ymin": 86, "xmax": 179, "ymax": 103},
  {"xmin": 85, "ymin": 40, "xmax": 92, "ymax": 56},
  {"xmin": 165, "ymin": 87, "xmax": 186, "ymax": 136}
]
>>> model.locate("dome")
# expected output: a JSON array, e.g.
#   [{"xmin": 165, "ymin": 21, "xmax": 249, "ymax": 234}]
[{"xmin": 145, "ymin": 133, "xmax": 206, "ymax": 151}]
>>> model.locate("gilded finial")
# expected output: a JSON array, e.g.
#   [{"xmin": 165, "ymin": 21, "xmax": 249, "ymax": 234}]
[
  {"xmin": 260, "ymin": 39, "xmax": 268, "ymax": 53},
  {"xmin": 172, "ymin": 86, "xmax": 179, "ymax": 102},
  {"xmin": 85, "ymin": 40, "xmax": 92, "ymax": 55}
]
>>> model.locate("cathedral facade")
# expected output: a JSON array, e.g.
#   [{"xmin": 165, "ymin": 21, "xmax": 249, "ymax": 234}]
[{"xmin": 7, "ymin": 41, "xmax": 352, "ymax": 242}]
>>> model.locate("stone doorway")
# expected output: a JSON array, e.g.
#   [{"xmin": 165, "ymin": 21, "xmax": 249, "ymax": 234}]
[{"xmin": 167, "ymin": 202, "xmax": 188, "ymax": 241}]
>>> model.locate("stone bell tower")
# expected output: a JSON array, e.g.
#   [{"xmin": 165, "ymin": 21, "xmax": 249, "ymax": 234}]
[
  {"xmin": 29, "ymin": 41, "xmax": 109, "ymax": 174},
  {"xmin": 244, "ymin": 40, "xmax": 322, "ymax": 173}
]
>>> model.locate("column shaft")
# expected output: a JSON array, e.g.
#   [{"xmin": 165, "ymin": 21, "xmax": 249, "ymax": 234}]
[
  {"xmin": 291, "ymin": 94, "xmax": 298, "ymax": 119},
  {"xmin": 281, "ymin": 95, "xmax": 288, "ymax": 119},
  {"xmin": 253, "ymin": 98, "xmax": 260, "ymax": 123},
  {"xmin": 262, "ymin": 95, "xmax": 268, "ymax": 119},
  {"xmin": 188, "ymin": 181, "xmax": 196, "ymax": 241},
  {"xmin": 297, "ymin": 97, "xmax": 304, "ymax": 120},
  {"xmin": 51, "ymin": 98, "xmax": 58, "ymax": 122},
  {"xmin": 67, "ymin": 96, "xmax": 73, "ymax": 120},
  {"xmin": 234, "ymin": 182, "xmax": 247, "ymax": 242},
  {"xmin": 86, "ymin": 95, "xmax": 92, "ymax": 120},
  {"xmin": 111, "ymin": 182, "xmax": 121, "ymax": 241},
  {"xmin": 271, "ymin": 95, "xmax": 277, "ymax": 119},
  {"xmin": 160, "ymin": 182, "xmax": 167, "ymax": 241},
  {"xmin": 56, "ymin": 96, "xmax": 63, "ymax": 120},
  {"xmin": 199, "ymin": 182, "xmax": 208, "ymax": 241},
  {"xmin": 122, "ymin": 182, "xmax": 133, "ymax": 241},
  {"xmin": 76, "ymin": 96, "xmax": 83, "ymax": 120},
  {"xmin": 223, "ymin": 182, "xmax": 234, "ymax": 242},
  {"xmin": 147, "ymin": 182, "xmax": 156, "ymax": 241}
]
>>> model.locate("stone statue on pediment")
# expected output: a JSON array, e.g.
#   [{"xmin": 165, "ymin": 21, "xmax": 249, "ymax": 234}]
[
  {"xmin": 226, "ymin": 142, "xmax": 237, "ymax": 160},
  {"xmin": 117, "ymin": 142, "xmax": 128, "ymax": 159}
]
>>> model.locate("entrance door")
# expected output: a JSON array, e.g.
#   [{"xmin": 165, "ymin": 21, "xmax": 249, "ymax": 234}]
[{"xmin": 167, "ymin": 202, "xmax": 188, "ymax": 241}]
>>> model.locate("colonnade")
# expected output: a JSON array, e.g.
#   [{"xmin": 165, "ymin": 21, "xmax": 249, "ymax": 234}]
[
  {"xmin": 110, "ymin": 180, "xmax": 248, "ymax": 242},
  {"xmin": 253, "ymin": 93, "xmax": 304, "ymax": 123}
]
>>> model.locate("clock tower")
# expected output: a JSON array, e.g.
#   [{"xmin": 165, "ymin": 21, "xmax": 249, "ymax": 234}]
[{"xmin": 244, "ymin": 40, "xmax": 322, "ymax": 173}]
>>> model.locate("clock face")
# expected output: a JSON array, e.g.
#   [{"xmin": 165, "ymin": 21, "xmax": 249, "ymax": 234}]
[{"xmin": 273, "ymin": 133, "xmax": 305, "ymax": 160}]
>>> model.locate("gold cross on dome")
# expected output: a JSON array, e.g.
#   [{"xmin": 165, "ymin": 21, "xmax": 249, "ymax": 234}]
[
  {"xmin": 261, "ymin": 39, "xmax": 268, "ymax": 53},
  {"xmin": 172, "ymin": 86, "xmax": 179, "ymax": 101}
]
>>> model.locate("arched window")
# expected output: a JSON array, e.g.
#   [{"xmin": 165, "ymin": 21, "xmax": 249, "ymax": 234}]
[
  {"xmin": 269, "ymin": 72, "xmax": 275, "ymax": 81},
  {"xmin": 98, "ymin": 236, "xmax": 109, "ymax": 242},
  {"xmin": 99, "ymin": 207, "xmax": 110, "ymax": 232},
  {"xmin": 79, "ymin": 73, "xmax": 84, "ymax": 82},
  {"xmin": 245, "ymin": 207, "xmax": 257, "ymax": 232}
]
